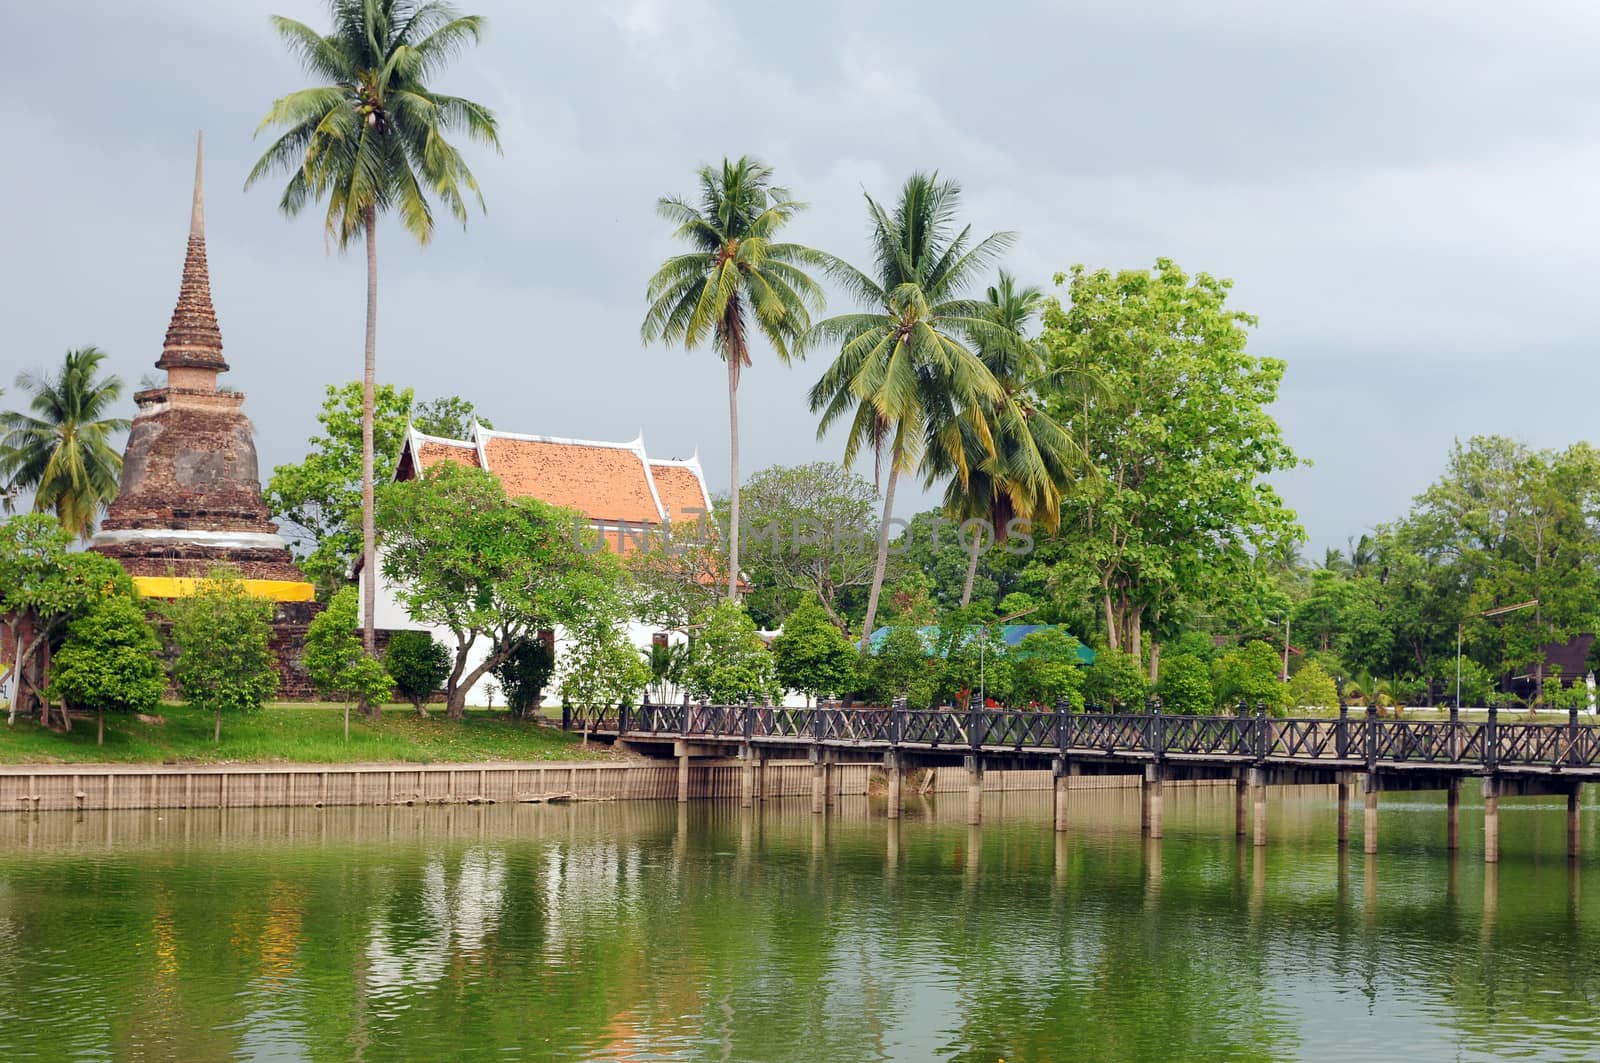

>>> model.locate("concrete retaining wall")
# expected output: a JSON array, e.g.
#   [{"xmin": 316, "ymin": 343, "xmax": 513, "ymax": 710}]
[{"xmin": 0, "ymin": 760, "xmax": 870, "ymax": 814}]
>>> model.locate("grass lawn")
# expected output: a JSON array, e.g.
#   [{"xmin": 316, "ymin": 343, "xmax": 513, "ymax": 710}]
[{"xmin": 0, "ymin": 702, "xmax": 611, "ymax": 766}]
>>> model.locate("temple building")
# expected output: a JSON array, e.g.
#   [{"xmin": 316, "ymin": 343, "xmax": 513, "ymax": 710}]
[
  {"xmin": 363, "ymin": 423, "xmax": 715, "ymax": 704},
  {"xmin": 90, "ymin": 134, "xmax": 317, "ymax": 692}
]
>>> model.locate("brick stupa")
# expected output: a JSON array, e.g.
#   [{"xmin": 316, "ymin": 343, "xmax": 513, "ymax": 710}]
[{"xmin": 91, "ymin": 133, "xmax": 314, "ymax": 603}]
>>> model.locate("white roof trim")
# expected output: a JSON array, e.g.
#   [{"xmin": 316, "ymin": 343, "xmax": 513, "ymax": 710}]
[{"xmin": 649, "ymin": 453, "xmax": 715, "ymax": 514}]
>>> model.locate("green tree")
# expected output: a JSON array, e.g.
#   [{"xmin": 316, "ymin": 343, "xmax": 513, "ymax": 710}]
[
  {"xmin": 493, "ymin": 637, "xmax": 554, "ymax": 719},
  {"xmin": 383, "ymin": 629, "xmax": 450, "ymax": 716},
  {"xmin": 1213, "ymin": 640, "xmax": 1287, "ymax": 714},
  {"xmin": 1156, "ymin": 653, "xmax": 1212, "ymax": 715},
  {"xmin": 166, "ymin": 571, "xmax": 280, "ymax": 742},
  {"xmin": 378, "ymin": 463, "xmax": 615, "ymax": 718},
  {"xmin": 641, "ymin": 157, "xmax": 825, "ymax": 601},
  {"xmin": 1010, "ymin": 627, "xmax": 1086, "ymax": 709},
  {"xmin": 266, "ymin": 381, "xmax": 414, "ymax": 596},
  {"xmin": 1285, "ymin": 659, "xmax": 1337, "ymax": 711},
  {"xmin": 643, "ymin": 639, "xmax": 689, "ymax": 705},
  {"xmin": 736, "ymin": 462, "xmax": 878, "ymax": 629},
  {"xmin": 683, "ymin": 601, "xmax": 778, "ymax": 704},
  {"xmin": 248, "ymin": 0, "xmax": 501, "ymax": 653},
  {"xmin": 411, "ymin": 395, "xmax": 491, "ymax": 438},
  {"xmin": 559, "ymin": 610, "xmax": 649, "ymax": 712},
  {"xmin": 1037, "ymin": 259, "xmax": 1303, "ymax": 665},
  {"xmin": 46, "ymin": 596, "xmax": 165, "ymax": 746},
  {"xmin": 1084, "ymin": 648, "xmax": 1147, "ymax": 711},
  {"xmin": 304, "ymin": 586, "xmax": 393, "ymax": 740},
  {"xmin": 0, "ymin": 514, "xmax": 136, "ymax": 727},
  {"xmin": 0, "ymin": 347, "xmax": 129, "ymax": 538},
  {"xmin": 862, "ymin": 623, "xmax": 937, "ymax": 709},
  {"xmin": 770, "ymin": 595, "xmax": 856, "ymax": 706},
  {"xmin": 805, "ymin": 173, "xmax": 1009, "ymax": 646},
  {"xmin": 927, "ymin": 272, "xmax": 1081, "ymax": 608}
]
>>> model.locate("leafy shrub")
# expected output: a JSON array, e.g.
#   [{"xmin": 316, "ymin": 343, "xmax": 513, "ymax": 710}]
[
  {"xmin": 1010, "ymin": 628, "xmax": 1086, "ymax": 709},
  {"xmin": 47, "ymin": 596, "xmax": 165, "ymax": 744},
  {"xmin": 305, "ymin": 587, "xmax": 393, "ymax": 711},
  {"xmin": 1285, "ymin": 659, "xmax": 1337, "ymax": 710},
  {"xmin": 771, "ymin": 595, "xmax": 856, "ymax": 705},
  {"xmin": 1156, "ymin": 653, "xmax": 1212, "ymax": 715},
  {"xmin": 166, "ymin": 570, "xmax": 279, "ymax": 742},
  {"xmin": 1212, "ymin": 640, "xmax": 1286, "ymax": 715},
  {"xmin": 1084, "ymin": 648, "xmax": 1147, "ymax": 710},
  {"xmin": 494, "ymin": 636, "xmax": 555, "ymax": 718},
  {"xmin": 862, "ymin": 624, "xmax": 937, "ymax": 708},
  {"xmin": 385, "ymin": 630, "xmax": 452, "ymax": 716},
  {"xmin": 684, "ymin": 602, "xmax": 779, "ymax": 704}
]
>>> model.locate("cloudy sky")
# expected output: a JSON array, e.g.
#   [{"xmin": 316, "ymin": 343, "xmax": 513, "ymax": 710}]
[{"xmin": 7, "ymin": 0, "xmax": 1599, "ymax": 552}]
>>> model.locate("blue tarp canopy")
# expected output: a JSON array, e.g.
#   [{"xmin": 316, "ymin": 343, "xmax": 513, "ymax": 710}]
[{"xmin": 865, "ymin": 624, "xmax": 1094, "ymax": 663}]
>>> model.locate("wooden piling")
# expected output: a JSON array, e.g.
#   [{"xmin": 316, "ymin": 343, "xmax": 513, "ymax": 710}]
[
  {"xmin": 1483, "ymin": 776, "xmax": 1500, "ymax": 864},
  {"xmin": 1446, "ymin": 777, "xmax": 1462, "ymax": 851},
  {"xmin": 1143, "ymin": 764, "xmax": 1163, "ymax": 839},
  {"xmin": 965, "ymin": 756, "xmax": 983, "ymax": 826},
  {"xmin": 1363, "ymin": 775, "xmax": 1379, "ymax": 855},
  {"xmin": 1336, "ymin": 773, "xmax": 1351, "ymax": 847},
  {"xmin": 1248, "ymin": 768, "xmax": 1267, "ymax": 848},
  {"xmin": 1569, "ymin": 783, "xmax": 1583, "ymax": 860}
]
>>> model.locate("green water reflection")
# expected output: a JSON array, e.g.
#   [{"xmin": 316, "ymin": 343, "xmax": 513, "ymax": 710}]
[{"xmin": 0, "ymin": 784, "xmax": 1595, "ymax": 1061}]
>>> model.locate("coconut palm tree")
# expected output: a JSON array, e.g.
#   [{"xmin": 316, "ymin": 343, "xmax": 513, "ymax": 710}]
[
  {"xmin": 641, "ymin": 157, "xmax": 825, "ymax": 600},
  {"xmin": 0, "ymin": 347, "xmax": 130, "ymax": 538},
  {"xmin": 927, "ymin": 273, "xmax": 1082, "ymax": 607},
  {"xmin": 247, "ymin": 0, "xmax": 500, "ymax": 655},
  {"xmin": 804, "ymin": 173, "xmax": 1011, "ymax": 646}
]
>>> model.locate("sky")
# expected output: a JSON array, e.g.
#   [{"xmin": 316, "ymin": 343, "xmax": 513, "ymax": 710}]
[{"xmin": 6, "ymin": 0, "xmax": 1600, "ymax": 554}]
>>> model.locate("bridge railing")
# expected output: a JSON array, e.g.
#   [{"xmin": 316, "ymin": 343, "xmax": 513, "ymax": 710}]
[{"xmin": 595, "ymin": 700, "xmax": 1600, "ymax": 770}]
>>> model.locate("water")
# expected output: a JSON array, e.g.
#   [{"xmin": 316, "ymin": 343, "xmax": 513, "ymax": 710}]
[{"xmin": 0, "ymin": 784, "xmax": 1595, "ymax": 1061}]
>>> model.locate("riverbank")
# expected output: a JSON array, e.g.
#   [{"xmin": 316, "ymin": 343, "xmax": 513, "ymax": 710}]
[{"xmin": 0, "ymin": 703, "xmax": 601, "ymax": 766}]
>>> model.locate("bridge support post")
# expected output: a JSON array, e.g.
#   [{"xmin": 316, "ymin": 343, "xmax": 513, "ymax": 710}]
[
  {"xmin": 740, "ymin": 745, "xmax": 754, "ymax": 809},
  {"xmin": 1142, "ymin": 764, "xmax": 1163, "ymax": 839},
  {"xmin": 964, "ymin": 756, "xmax": 983, "ymax": 826},
  {"xmin": 885, "ymin": 753, "xmax": 903, "ymax": 820},
  {"xmin": 1250, "ymin": 768, "xmax": 1267, "ymax": 848},
  {"xmin": 753, "ymin": 750, "xmax": 765, "ymax": 803},
  {"xmin": 1446, "ymin": 777, "xmax": 1462, "ymax": 851},
  {"xmin": 677, "ymin": 750, "xmax": 691, "ymax": 805},
  {"xmin": 1363, "ymin": 774, "xmax": 1379, "ymax": 855},
  {"xmin": 1337, "ymin": 773, "xmax": 1351, "ymax": 847},
  {"xmin": 1052, "ymin": 759, "xmax": 1070, "ymax": 833},
  {"xmin": 1235, "ymin": 772, "xmax": 1248, "ymax": 838},
  {"xmin": 1570, "ymin": 782, "xmax": 1583, "ymax": 860},
  {"xmin": 1483, "ymin": 776, "xmax": 1500, "ymax": 864},
  {"xmin": 810, "ymin": 751, "xmax": 830, "ymax": 816}
]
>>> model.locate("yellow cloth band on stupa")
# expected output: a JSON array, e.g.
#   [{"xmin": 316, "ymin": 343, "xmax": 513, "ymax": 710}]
[{"xmin": 132, "ymin": 576, "xmax": 316, "ymax": 602}]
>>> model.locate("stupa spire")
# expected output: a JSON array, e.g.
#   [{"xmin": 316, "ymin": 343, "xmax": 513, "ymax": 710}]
[{"xmin": 156, "ymin": 130, "xmax": 228, "ymax": 380}]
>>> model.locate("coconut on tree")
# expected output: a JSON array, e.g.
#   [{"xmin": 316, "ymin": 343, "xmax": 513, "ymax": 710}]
[
  {"xmin": 0, "ymin": 347, "xmax": 129, "ymax": 539},
  {"xmin": 247, "ymin": 0, "xmax": 500, "ymax": 655},
  {"xmin": 641, "ymin": 157, "xmax": 826, "ymax": 600},
  {"xmin": 804, "ymin": 173, "xmax": 1011, "ymax": 646}
]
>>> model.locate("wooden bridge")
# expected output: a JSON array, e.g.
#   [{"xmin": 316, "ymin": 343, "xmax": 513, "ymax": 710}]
[{"xmin": 567, "ymin": 701, "xmax": 1596, "ymax": 863}]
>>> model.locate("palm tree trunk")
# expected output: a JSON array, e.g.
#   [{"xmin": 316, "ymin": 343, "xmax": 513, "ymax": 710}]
[
  {"xmin": 726, "ymin": 354, "xmax": 741, "ymax": 601},
  {"xmin": 360, "ymin": 205, "xmax": 379, "ymax": 713},
  {"xmin": 959, "ymin": 533, "xmax": 981, "ymax": 608},
  {"xmin": 859, "ymin": 456, "xmax": 901, "ymax": 650}
]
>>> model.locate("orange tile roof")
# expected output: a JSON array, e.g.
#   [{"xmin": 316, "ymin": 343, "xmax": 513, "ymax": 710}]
[
  {"xmin": 415, "ymin": 439, "xmax": 480, "ymax": 470},
  {"xmin": 401, "ymin": 426, "xmax": 713, "ymax": 535},
  {"xmin": 649, "ymin": 462, "xmax": 713, "ymax": 527},
  {"xmin": 482, "ymin": 435, "xmax": 661, "ymax": 524}
]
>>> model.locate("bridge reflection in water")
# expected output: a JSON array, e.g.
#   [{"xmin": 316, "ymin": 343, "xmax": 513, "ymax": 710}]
[{"xmin": 569, "ymin": 700, "xmax": 1597, "ymax": 864}]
